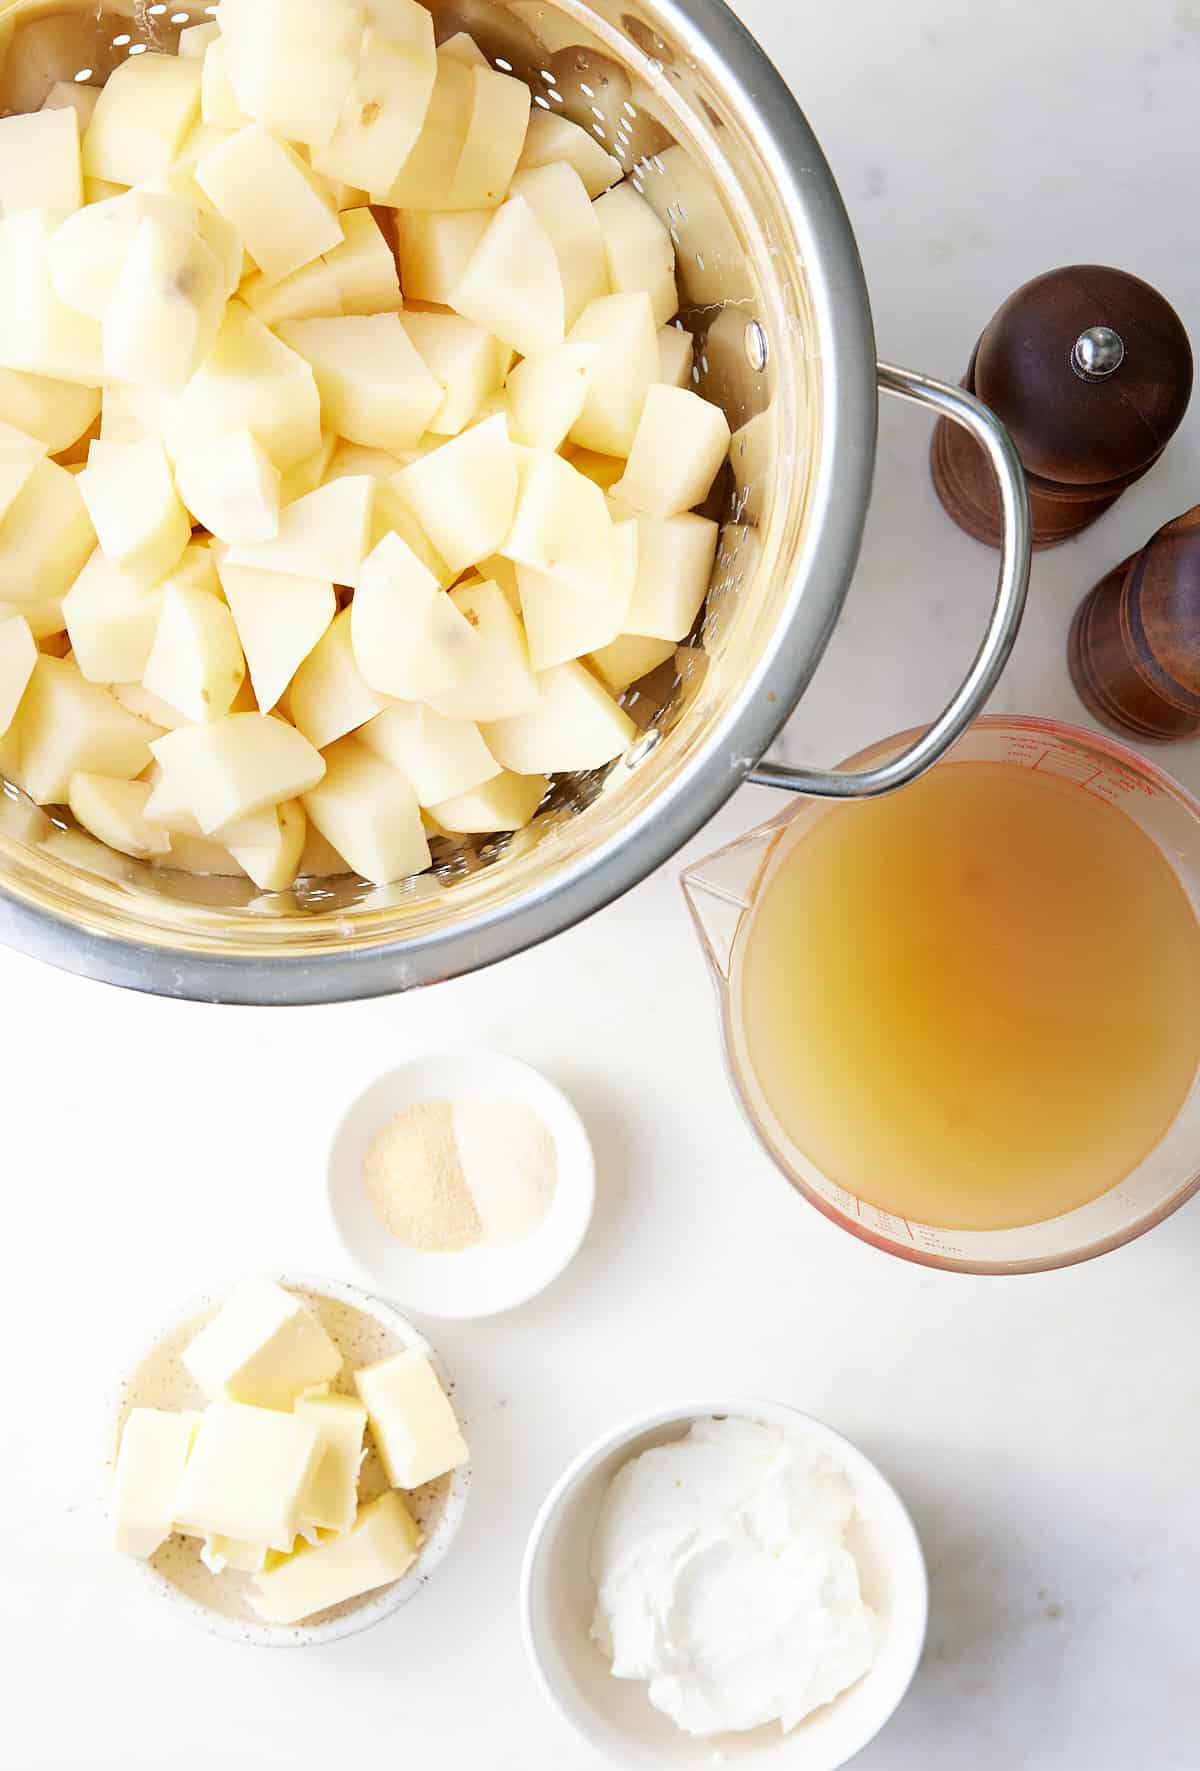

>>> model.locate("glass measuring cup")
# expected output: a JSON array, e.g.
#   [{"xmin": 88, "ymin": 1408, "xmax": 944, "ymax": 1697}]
[{"xmin": 682, "ymin": 716, "xmax": 1200, "ymax": 1274}]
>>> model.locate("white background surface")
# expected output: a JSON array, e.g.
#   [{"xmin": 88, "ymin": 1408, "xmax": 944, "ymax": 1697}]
[{"xmin": 7, "ymin": 1, "xmax": 1200, "ymax": 1766}]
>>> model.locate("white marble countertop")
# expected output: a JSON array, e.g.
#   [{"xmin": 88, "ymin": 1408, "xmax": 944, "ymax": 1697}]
[{"xmin": 6, "ymin": 2, "xmax": 1200, "ymax": 1767}]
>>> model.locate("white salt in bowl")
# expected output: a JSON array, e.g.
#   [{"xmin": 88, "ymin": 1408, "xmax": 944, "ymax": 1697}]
[
  {"xmin": 326, "ymin": 1050, "xmax": 595, "ymax": 1319},
  {"xmin": 521, "ymin": 1399, "xmax": 928, "ymax": 1769},
  {"xmin": 107, "ymin": 1273, "xmax": 471, "ymax": 1647}
]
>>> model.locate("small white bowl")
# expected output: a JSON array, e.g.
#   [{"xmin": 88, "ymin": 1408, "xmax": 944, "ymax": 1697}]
[
  {"xmin": 521, "ymin": 1399, "xmax": 927, "ymax": 1769},
  {"xmin": 108, "ymin": 1273, "xmax": 470, "ymax": 1647},
  {"xmin": 327, "ymin": 1050, "xmax": 595, "ymax": 1319}
]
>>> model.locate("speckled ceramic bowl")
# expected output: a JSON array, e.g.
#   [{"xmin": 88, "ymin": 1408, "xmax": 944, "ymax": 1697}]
[{"xmin": 107, "ymin": 1273, "xmax": 471, "ymax": 1647}]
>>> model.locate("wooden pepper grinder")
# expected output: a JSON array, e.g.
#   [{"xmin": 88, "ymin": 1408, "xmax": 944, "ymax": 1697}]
[
  {"xmin": 1069, "ymin": 506, "xmax": 1200, "ymax": 739},
  {"xmin": 930, "ymin": 265, "xmax": 1193, "ymax": 548}
]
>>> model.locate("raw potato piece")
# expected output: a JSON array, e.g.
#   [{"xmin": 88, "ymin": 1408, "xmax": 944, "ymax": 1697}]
[
  {"xmin": 111, "ymin": 1408, "xmax": 199, "ymax": 1560},
  {"xmin": 501, "ymin": 451, "xmax": 616, "ymax": 602},
  {"xmin": 282, "ymin": 433, "xmax": 338, "ymax": 505},
  {"xmin": 312, "ymin": 10, "xmax": 437, "ymax": 197},
  {"xmin": 149, "ymin": 714, "xmax": 326, "ymax": 833},
  {"xmin": 18, "ymin": 656, "xmax": 157, "ymax": 804},
  {"xmin": 0, "ymin": 212, "xmax": 103, "ymax": 387},
  {"xmin": 103, "ymin": 215, "xmax": 226, "ymax": 395},
  {"xmin": 351, "ymin": 533, "xmax": 475, "ymax": 700},
  {"xmin": 301, "ymin": 737, "xmax": 430, "ymax": 887},
  {"xmin": 0, "ymin": 369, "xmax": 99, "ymax": 455},
  {"xmin": 509, "ymin": 163, "xmax": 607, "ymax": 330},
  {"xmin": 227, "ymin": 797, "xmax": 306, "ymax": 892},
  {"xmin": 41, "ymin": 82, "xmax": 101, "ymax": 128},
  {"xmin": 400, "ymin": 311, "xmax": 503, "ymax": 437},
  {"xmin": 201, "ymin": 39, "xmax": 249, "ymax": 131},
  {"xmin": 197, "ymin": 126, "xmax": 342, "ymax": 282},
  {"xmin": 67, "ymin": 774, "xmax": 171, "ymax": 859},
  {"xmin": 658, "ymin": 324, "xmax": 694, "ymax": 389},
  {"xmin": 112, "ymin": 681, "xmax": 188, "ymax": 731},
  {"xmin": 438, "ymin": 30, "xmax": 487, "ymax": 66},
  {"xmin": 167, "ymin": 303, "xmax": 322, "ymax": 475},
  {"xmin": 176, "ymin": 430, "xmax": 281, "ymax": 546},
  {"xmin": 289, "ymin": 608, "xmax": 390, "ymax": 751},
  {"xmin": 623, "ymin": 511, "xmax": 720, "ymax": 641},
  {"xmin": 227, "ymin": 476, "xmax": 374, "ymax": 589},
  {"xmin": 83, "ymin": 54, "xmax": 201, "ymax": 186},
  {"xmin": 178, "ymin": 20, "xmax": 220, "ymax": 58},
  {"xmin": 219, "ymin": 0, "xmax": 363, "ymax": 151},
  {"xmin": 431, "ymin": 769, "xmax": 546, "ymax": 834},
  {"xmin": 325, "ymin": 209, "xmax": 402, "ymax": 314},
  {"xmin": 639, "ymin": 145, "xmax": 751, "ymax": 308},
  {"xmin": 505, "ymin": 344, "xmax": 596, "ymax": 452},
  {"xmin": 371, "ymin": 479, "xmax": 453, "ymax": 587},
  {"xmin": 396, "ymin": 209, "xmax": 489, "ymax": 305},
  {"xmin": 567, "ymin": 293, "xmax": 658, "ymax": 458},
  {"xmin": 250, "ymin": 1491, "xmax": 421, "ymax": 1626},
  {"xmin": 0, "ymin": 460, "xmax": 96, "ymax": 606},
  {"xmin": 0, "ymin": 614, "xmax": 35, "ymax": 736},
  {"xmin": 589, "ymin": 632, "xmax": 676, "ymax": 692},
  {"xmin": 593, "ymin": 184, "xmax": 678, "ymax": 327},
  {"xmin": 452, "ymin": 197, "xmax": 564, "ymax": 361},
  {"xmin": 564, "ymin": 445, "xmax": 625, "ymax": 492},
  {"xmin": 518, "ymin": 518, "xmax": 637, "ymax": 672},
  {"xmin": 142, "ymin": 582, "xmax": 246, "ymax": 724},
  {"xmin": 77, "ymin": 439, "xmax": 191, "ymax": 589},
  {"xmin": 393, "ymin": 415, "xmax": 518, "ymax": 576},
  {"xmin": 429, "ymin": 577, "xmax": 538, "ymax": 723},
  {"xmin": 0, "ymin": 422, "xmax": 47, "ymax": 524},
  {"xmin": 62, "ymin": 551, "xmax": 163, "ymax": 685},
  {"xmin": 218, "ymin": 559, "xmax": 334, "ymax": 714},
  {"xmin": 615, "ymin": 386, "xmax": 732, "ymax": 517},
  {"xmin": 49, "ymin": 190, "xmax": 181, "ymax": 323},
  {"xmin": 517, "ymin": 110, "xmax": 621, "ymax": 199},
  {"xmin": 381, "ymin": 53, "xmax": 473, "ymax": 211},
  {"xmin": 483, "ymin": 659, "xmax": 635, "ymax": 774},
  {"xmin": 241, "ymin": 256, "xmax": 344, "ymax": 327},
  {"xmin": 359, "ymin": 702, "xmax": 498, "ymax": 806},
  {"xmin": 0, "ymin": 109, "xmax": 82, "ymax": 220},
  {"xmin": 277, "ymin": 315, "xmax": 443, "ymax": 453},
  {"xmin": 447, "ymin": 67, "xmax": 531, "ymax": 210}
]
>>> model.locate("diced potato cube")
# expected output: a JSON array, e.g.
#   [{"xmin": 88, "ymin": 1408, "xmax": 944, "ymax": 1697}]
[
  {"xmin": 142, "ymin": 580, "xmax": 246, "ymax": 724},
  {"xmin": 447, "ymin": 66, "xmax": 531, "ymax": 210},
  {"xmin": 400, "ymin": 311, "xmax": 502, "ymax": 437},
  {"xmin": 622, "ymin": 510, "xmax": 719, "ymax": 640},
  {"xmin": 62, "ymin": 550, "xmax": 164, "ymax": 684},
  {"xmin": 509, "ymin": 162, "xmax": 607, "ymax": 330},
  {"xmin": 353, "ymin": 1348, "xmax": 467, "ymax": 1489},
  {"xmin": 517, "ymin": 516, "xmax": 636, "ymax": 672},
  {"xmin": 0, "ymin": 458, "xmax": 96, "ymax": 606},
  {"xmin": 103, "ymin": 214, "xmax": 226, "ymax": 395},
  {"xmin": 219, "ymin": 0, "xmax": 363, "ymax": 151},
  {"xmin": 593, "ymin": 183, "xmax": 678, "ymax": 327},
  {"xmin": 0, "ymin": 212, "xmax": 103, "ymax": 387},
  {"xmin": 614, "ymin": 385, "xmax": 731, "ymax": 517},
  {"xmin": 396, "ymin": 208, "xmax": 489, "ymax": 306},
  {"xmin": 505, "ymin": 343, "xmax": 596, "ymax": 452},
  {"xmin": 564, "ymin": 444, "xmax": 626, "ymax": 492},
  {"xmin": 174, "ymin": 1401, "xmax": 324, "ymax": 1552},
  {"xmin": 392, "ymin": 414, "xmax": 517, "ymax": 575},
  {"xmin": 226, "ymin": 796, "xmax": 306, "ymax": 892},
  {"xmin": 638, "ymin": 145, "xmax": 750, "ymax": 308},
  {"xmin": 41, "ymin": 82, "xmax": 101, "ymax": 128},
  {"xmin": 438, "ymin": 29, "xmax": 487, "ymax": 66},
  {"xmin": 241, "ymin": 256, "xmax": 344, "ymax": 327},
  {"xmin": 517, "ymin": 108, "xmax": 621, "ymax": 198},
  {"xmin": 428, "ymin": 576, "xmax": 538, "ymax": 723},
  {"xmin": 226, "ymin": 475, "xmax": 374, "ymax": 589},
  {"xmin": 0, "ymin": 612, "xmax": 36, "ymax": 736},
  {"xmin": 83, "ymin": 54, "xmax": 202, "ymax": 187},
  {"xmin": 301, "ymin": 736, "xmax": 430, "ymax": 886},
  {"xmin": 278, "ymin": 314, "xmax": 442, "ymax": 454},
  {"xmin": 658, "ymin": 323, "xmax": 694, "ymax": 389},
  {"xmin": 483, "ymin": 658, "xmax": 635, "ymax": 773},
  {"xmin": 567, "ymin": 292, "xmax": 658, "ymax": 457},
  {"xmin": 250, "ymin": 1491, "xmax": 421, "ymax": 1625},
  {"xmin": 381, "ymin": 53, "xmax": 473, "ymax": 210},
  {"xmin": 0, "ymin": 368, "xmax": 99, "ymax": 455},
  {"xmin": 588, "ymin": 632, "xmax": 677, "ymax": 693},
  {"xmin": 281, "ymin": 432, "xmax": 338, "ymax": 505},
  {"xmin": 111, "ymin": 681, "xmax": 187, "ymax": 730},
  {"xmin": 18, "ymin": 655, "xmax": 157, "ymax": 803},
  {"xmin": 0, "ymin": 108, "xmax": 82, "ymax": 221},
  {"xmin": 325, "ymin": 208, "xmax": 402, "ymax": 315},
  {"xmin": 0, "ymin": 596, "xmax": 65, "ymax": 643},
  {"xmin": 111, "ymin": 1407, "xmax": 200, "ymax": 1559},
  {"xmin": 372, "ymin": 477, "xmax": 453, "ymax": 587},
  {"xmin": 430, "ymin": 768, "xmax": 546, "ymax": 834},
  {"xmin": 67, "ymin": 773, "xmax": 171, "ymax": 859},
  {"xmin": 289, "ymin": 607, "xmax": 389, "ymax": 750},
  {"xmin": 350, "ymin": 532, "xmax": 475, "ymax": 700},
  {"xmin": 295, "ymin": 1391, "xmax": 367, "ymax": 1534},
  {"xmin": 149, "ymin": 713, "xmax": 326, "ymax": 832},
  {"xmin": 359, "ymin": 701, "xmax": 498, "ymax": 806},
  {"xmin": 312, "ymin": 11, "xmax": 437, "ymax": 198},
  {"xmin": 197, "ymin": 125, "xmax": 342, "ymax": 282},
  {"xmin": 49, "ymin": 189, "xmax": 172, "ymax": 323},
  {"xmin": 218, "ymin": 558, "xmax": 334, "ymax": 714},
  {"xmin": 451, "ymin": 195, "xmax": 564, "ymax": 360},
  {"xmin": 501, "ymin": 450, "xmax": 615, "ymax": 602},
  {"xmin": 184, "ymin": 1278, "xmax": 342, "ymax": 1406},
  {"xmin": 0, "ymin": 421, "xmax": 48, "ymax": 524},
  {"xmin": 200, "ymin": 38, "xmax": 249, "ymax": 131},
  {"xmin": 77, "ymin": 438, "xmax": 190, "ymax": 589},
  {"xmin": 176, "ymin": 428, "xmax": 281, "ymax": 546},
  {"xmin": 165, "ymin": 301, "xmax": 322, "ymax": 474},
  {"xmin": 178, "ymin": 19, "xmax": 220, "ymax": 58}
]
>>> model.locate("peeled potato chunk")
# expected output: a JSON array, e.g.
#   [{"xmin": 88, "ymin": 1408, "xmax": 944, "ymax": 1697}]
[
  {"xmin": 175, "ymin": 429, "xmax": 281, "ymax": 547},
  {"xmin": 197, "ymin": 125, "xmax": 342, "ymax": 283},
  {"xmin": 508, "ymin": 162, "xmax": 607, "ymax": 330},
  {"xmin": 392, "ymin": 413, "xmax": 517, "ymax": 577},
  {"xmin": 358, "ymin": 701, "xmax": 498, "ymax": 806},
  {"xmin": 301, "ymin": 736, "xmax": 430, "ymax": 886},
  {"xmin": 226, "ymin": 796, "xmax": 306, "ymax": 892},
  {"xmin": 150, "ymin": 713, "xmax": 325, "ymax": 833},
  {"xmin": 311, "ymin": 9, "xmax": 437, "ymax": 198},
  {"xmin": 67, "ymin": 772, "xmax": 171, "ymax": 859},
  {"xmin": 218, "ymin": 0, "xmax": 363, "ymax": 152},
  {"xmin": 0, "ymin": 612, "xmax": 36, "ymax": 736},
  {"xmin": 483, "ymin": 659, "xmax": 635, "ymax": 775},
  {"xmin": 430, "ymin": 768, "xmax": 547, "ymax": 834},
  {"xmin": 516, "ymin": 110, "xmax": 621, "ymax": 199},
  {"xmin": 218, "ymin": 557, "xmax": 334, "ymax": 715},
  {"xmin": 18, "ymin": 655, "xmax": 157, "ymax": 804},
  {"xmin": 83, "ymin": 53, "xmax": 201, "ymax": 187},
  {"xmin": 428, "ymin": 576, "xmax": 538, "ymax": 723},
  {"xmin": 278, "ymin": 314, "xmax": 442, "ymax": 454},
  {"xmin": 226, "ymin": 475, "xmax": 374, "ymax": 589},
  {"xmin": 350, "ymin": 532, "xmax": 475, "ymax": 701},
  {"xmin": 77, "ymin": 439, "xmax": 191, "ymax": 590},
  {"xmin": 613, "ymin": 385, "xmax": 732, "ymax": 518},
  {"xmin": 593, "ymin": 184, "xmax": 678, "ymax": 327},
  {"xmin": 0, "ymin": 107, "xmax": 82, "ymax": 221},
  {"xmin": 450, "ymin": 195, "xmax": 564, "ymax": 361},
  {"xmin": 62, "ymin": 550, "xmax": 164, "ymax": 686},
  {"xmin": 566, "ymin": 292, "xmax": 658, "ymax": 459},
  {"xmin": 289, "ymin": 606, "xmax": 390, "ymax": 751}
]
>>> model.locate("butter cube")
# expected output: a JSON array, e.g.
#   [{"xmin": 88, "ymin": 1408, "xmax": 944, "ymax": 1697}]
[
  {"xmin": 354, "ymin": 1350, "xmax": 468, "ymax": 1490},
  {"xmin": 296, "ymin": 1391, "xmax": 367, "ymax": 1534},
  {"xmin": 183, "ymin": 1279, "xmax": 343, "ymax": 1409},
  {"xmin": 111, "ymin": 1407, "xmax": 200, "ymax": 1560},
  {"xmin": 250, "ymin": 1491, "xmax": 421, "ymax": 1624},
  {"xmin": 174, "ymin": 1401, "xmax": 323, "ymax": 1552},
  {"xmin": 200, "ymin": 1534, "xmax": 268, "ymax": 1575}
]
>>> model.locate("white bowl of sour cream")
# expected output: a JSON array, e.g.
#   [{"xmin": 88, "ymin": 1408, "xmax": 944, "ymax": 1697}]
[{"xmin": 520, "ymin": 1400, "xmax": 927, "ymax": 1768}]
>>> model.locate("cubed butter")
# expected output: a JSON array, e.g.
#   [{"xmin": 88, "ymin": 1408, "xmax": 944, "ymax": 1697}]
[
  {"xmin": 173, "ymin": 1401, "xmax": 323, "ymax": 1552},
  {"xmin": 183, "ymin": 1278, "xmax": 343, "ymax": 1409},
  {"xmin": 250, "ymin": 1491, "xmax": 421, "ymax": 1624},
  {"xmin": 354, "ymin": 1349, "xmax": 467, "ymax": 1490},
  {"xmin": 111, "ymin": 1406, "xmax": 201, "ymax": 1560},
  {"xmin": 295, "ymin": 1391, "xmax": 367, "ymax": 1534}
]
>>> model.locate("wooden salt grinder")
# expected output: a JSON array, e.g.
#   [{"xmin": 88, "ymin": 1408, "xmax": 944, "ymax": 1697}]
[
  {"xmin": 1069, "ymin": 506, "xmax": 1200, "ymax": 740},
  {"xmin": 930, "ymin": 266, "xmax": 1193, "ymax": 549}
]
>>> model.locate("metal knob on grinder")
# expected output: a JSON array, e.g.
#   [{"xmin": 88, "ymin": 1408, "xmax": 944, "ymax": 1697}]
[{"xmin": 931, "ymin": 265, "xmax": 1193, "ymax": 548}]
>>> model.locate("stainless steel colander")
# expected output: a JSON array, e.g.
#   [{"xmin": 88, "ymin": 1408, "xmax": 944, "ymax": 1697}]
[{"xmin": 0, "ymin": 0, "xmax": 1031, "ymax": 1004}]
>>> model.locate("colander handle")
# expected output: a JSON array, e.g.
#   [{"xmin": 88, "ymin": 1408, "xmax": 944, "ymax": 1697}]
[{"xmin": 748, "ymin": 361, "xmax": 1032, "ymax": 798}]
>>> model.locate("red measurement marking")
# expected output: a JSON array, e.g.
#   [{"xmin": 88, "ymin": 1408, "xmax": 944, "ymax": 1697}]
[
  {"xmin": 901, "ymin": 1216, "xmax": 915, "ymax": 1241},
  {"xmin": 1030, "ymin": 748, "xmax": 1050, "ymax": 772},
  {"xmin": 855, "ymin": 1196, "xmax": 862, "ymax": 1219},
  {"xmin": 1079, "ymin": 768, "xmax": 1105, "ymax": 789}
]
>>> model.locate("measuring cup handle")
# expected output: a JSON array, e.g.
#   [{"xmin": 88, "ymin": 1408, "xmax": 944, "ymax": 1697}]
[{"xmin": 749, "ymin": 361, "xmax": 1032, "ymax": 799}]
